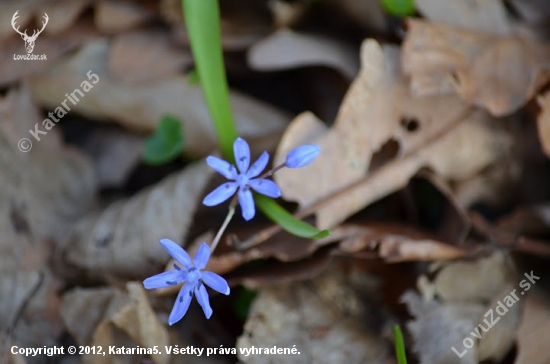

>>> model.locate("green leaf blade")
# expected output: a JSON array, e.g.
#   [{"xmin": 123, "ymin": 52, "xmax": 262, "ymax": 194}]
[
  {"xmin": 380, "ymin": 0, "xmax": 415, "ymax": 17},
  {"xmin": 182, "ymin": 0, "xmax": 238, "ymax": 162},
  {"xmin": 394, "ymin": 325, "xmax": 408, "ymax": 364},
  {"xmin": 143, "ymin": 114, "xmax": 185, "ymax": 165},
  {"xmin": 255, "ymin": 194, "xmax": 331, "ymax": 239}
]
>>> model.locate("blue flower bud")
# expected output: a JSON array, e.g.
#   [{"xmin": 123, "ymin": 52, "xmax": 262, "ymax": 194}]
[{"xmin": 285, "ymin": 144, "xmax": 320, "ymax": 168}]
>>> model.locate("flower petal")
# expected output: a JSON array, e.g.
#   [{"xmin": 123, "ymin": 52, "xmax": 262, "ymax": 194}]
[
  {"xmin": 202, "ymin": 182, "xmax": 238, "ymax": 206},
  {"xmin": 143, "ymin": 270, "xmax": 185, "ymax": 289},
  {"xmin": 285, "ymin": 144, "xmax": 320, "ymax": 168},
  {"xmin": 160, "ymin": 239, "xmax": 192, "ymax": 268},
  {"xmin": 202, "ymin": 271, "xmax": 230, "ymax": 295},
  {"xmin": 168, "ymin": 283, "xmax": 193, "ymax": 325},
  {"xmin": 233, "ymin": 137, "xmax": 250, "ymax": 173},
  {"xmin": 206, "ymin": 156, "xmax": 238, "ymax": 180},
  {"xmin": 246, "ymin": 151, "xmax": 269, "ymax": 178},
  {"xmin": 248, "ymin": 179, "xmax": 281, "ymax": 198},
  {"xmin": 194, "ymin": 243, "xmax": 210, "ymax": 270},
  {"xmin": 195, "ymin": 283, "xmax": 213, "ymax": 319},
  {"xmin": 238, "ymin": 188, "xmax": 255, "ymax": 221}
]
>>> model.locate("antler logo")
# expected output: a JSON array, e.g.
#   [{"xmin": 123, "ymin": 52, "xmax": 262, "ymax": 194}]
[{"xmin": 11, "ymin": 11, "xmax": 49, "ymax": 54}]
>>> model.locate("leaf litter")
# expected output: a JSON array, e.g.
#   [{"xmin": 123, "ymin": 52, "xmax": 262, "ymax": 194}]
[{"xmin": 1, "ymin": 1, "xmax": 550, "ymax": 364}]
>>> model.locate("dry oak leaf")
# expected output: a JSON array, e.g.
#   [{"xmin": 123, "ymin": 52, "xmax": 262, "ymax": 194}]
[
  {"xmin": 61, "ymin": 283, "xmax": 170, "ymax": 364},
  {"xmin": 514, "ymin": 293, "xmax": 550, "ymax": 364},
  {"xmin": 28, "ymin": 39, "xmax": 289, "ymax": 156},
  {"xmin": 329, "ymin": 223, "xmax": 468, "ymax": 262},
  {"xmin": 109, "ymin": 30, "xmax": 193, "ymax": 84},
  {"xmin": 416, "ymin": 0, "xmax": 512, "ymax": 36},
  {"xmin": 402, "ymin": 19, "xmax": 550, "ymax": 116},
  {"xmin": 0, "ymin": 86, "xmax": 96, "ymax": 350},
  {"xmin": 536, "ymin": 91, "xmax": 550, "ymax": 158},
  {"xmin": 95, "ymin": 0, "xmax": 153, "ymax": 33},
  {"xmin": 247, "ymin": 29, "xmax": 360, "ymax": 79},
  {"xmin": 64, "ymin": 160, "xmax": 215, "ymax": 280},
  {"xmin": 416, "ymin": 253, "xmax": 520, "ymax": 362},
  {"xmin": 274, "ymin": 39, "xmax": 513, "ymax": 229},
  {"xmin": 402, "ymin": 290, "xmax": 485, "ymax": 364},
  {"xmin": 237, "ymin": 265, "xmax": 390, "ymax": 364},
  {"xmin": 38, "ymin": 0, "xmax": 93, "ymax": 35}
]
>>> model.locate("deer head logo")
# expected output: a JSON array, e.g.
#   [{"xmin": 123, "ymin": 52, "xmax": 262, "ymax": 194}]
[{"xmin": 11, "ymin": 11, "xmax": 49, "ymax": 54}]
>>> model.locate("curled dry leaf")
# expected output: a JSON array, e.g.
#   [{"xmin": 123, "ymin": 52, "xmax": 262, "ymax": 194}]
[
  {"xmin": 416, "ymin": 0, "xmax": 512, "ymax": 35},
  {"xmin": 0, "ymin": 21, "xmax": 96, "ymax": 87},
  {"xmin": 402, "ymin": 290, "xmax": 485, "ymax": 364},
  {"xmin": 61, "ymin": 283, "xmax": 170, "ymax": 364},
  {"xmin": 477, "ymin": 284, "xmax": 522, "ymax": 362},
  {"xmin": 237, "ymin": 265, "xmax": 390, "ymax": 364},
  {"xmin": 95, "ymin": 0, "xmax": 153, "ymax": 33},
  {"xmin": 0, "ymin": 86, "xmax": 96, "ymax": 349},
  {"xmin": 28, "ymin": 39, "xmax": 290, "ymax": 156},
  {"xmin": 268, "ymin": 0, "xmax": 307, "ymax": 29},
  {"xmin": 109, "ymin": 31, "xmax": 193, "ymax": 84},
  {"xmin": 402, "ymin": 19, "xmax": 550, "ymax": 116},
  {"xmin": 247, "ymin": 29, "xmax": 360, "ymax": 79},
  {"xmin": 408, "ymin": 253, "xmax": 520, "ymax": 363},
  {"xmin": 80, "ymin": 127, "xmax": 145, "ymax": 188},
  {"xmin": 0, "ymin": 2, "xmax": 33, "ymax": 40},
  {"xmin": 332, "ymin": 223, "xmax": 468, "ymax": 262},
  {"xmin": 38, "ymin": 0, "xmax": 92, "ymax": 34},
  {"xmin": 162, "ymin": 0, "xmax": 271, "ymax": 50},
  {"xmin": 274, "ymin": 39, "xmax": 513, "ymax": 229},
  {"xmin": 514, "ymin": 293, "xmax": 550, "ymax": 364},
  {"xmin": 536, "ymin": 91, "xmax": 550, "ymax": 158},
  {"xmin": 64, "ymin": 160, "xmax": 215, "ymax": 279},
  {"xmin": 325, "ymin": 0, "xmax": 387, "ymax": 32},
  {"xmin": 434, "ymin": 252, "xmax": 515, "ymax": 303}
]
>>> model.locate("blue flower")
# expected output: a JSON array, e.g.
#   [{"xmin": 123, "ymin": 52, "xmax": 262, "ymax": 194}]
[
  {"xmin": 285, "ymin": 144, "xmax": 320, "ymax": 168},
  {"xmin": 203, "ymin": 137, "xmax": 281, "ymax": 220},
  {"xmin": 143, "ymin": 239, "xmax": 230, "ymax": 324}
]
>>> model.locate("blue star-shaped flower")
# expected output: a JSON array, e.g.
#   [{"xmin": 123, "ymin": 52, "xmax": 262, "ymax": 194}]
[
  {"xmin": 202, "ymin": 137, "xmax": 281, "ymax": 220},
  {"xmin": 143, "ymin": 239, "xmax": 230, "ymax": 324}
]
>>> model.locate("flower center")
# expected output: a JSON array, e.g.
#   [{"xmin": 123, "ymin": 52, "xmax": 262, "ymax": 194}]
[
  {"xmin": 236, "ymin": 173, "xmax": 249, "ymax": 188},
  {"xmin": 186, "ymin": 267, "xmax": 201, "ymax": 284}
]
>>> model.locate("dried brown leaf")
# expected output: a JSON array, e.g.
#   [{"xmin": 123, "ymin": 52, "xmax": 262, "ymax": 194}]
[
  {"xmin": 0, "ymin": 86, "xmax": 95, "ymax": 350},
  {"xmin": 537, "ymin": 91, "xmax": 550, "ymax": 158},
  {"xmin": 403, "ymin": 19, "xmax": 550, "ymax": 116},
  {"xmin": 38, "ymin": 0, "xmax": 92, "ymax": 34},
  {"xmin": 514, "ymin": 293, "xmax": 550, "ymax": 364},
  {"xmin": 0, "ymin": 21, "xmax": 97, "ymax": 87},
  {"xmin": 95, "ymin": 0, "xmax": 152, "ymax": 33},
  {"xmin": 274, "ymin": 39, "xmax": 511, "ymax": 229},
  {"xmin": 64, "ymin": 160, "xmax": 214, "ymax": 279},
  {"xmin": 80, "ymin": 127, "xmax": 144, "ymax": 188},
  {"xmin": 268, "ymin": 0, "xmax": 307, "ymax": 29},
  {"xmin": 0, "ymin": 2, "xmax": 36, "ymax": 40},
  {"xmin": 408, "ymin": 253, "xmax": 520, "ymax": 363},
  {"xmin": 434, "ymin": 253, "xmax": 515, "ymax": 303},
  {"xmin": 478, "ymin": 285, "xmax": 521, "ymax": 362},
  {"xmin": 402, "ymin": 290, "xmax": 485, "ymax": 364},
  {"xmin": 325, "ymin": 0, "xmax": 386, "ymax": 31},
  {"xmin": 237, "ymin": 265, "xmax": 390, "ymax": 363},
  {"xmin": 29, "ymin": 39, "xmax": 290, "ymax": 156},
  {"xmin": 109, "ymin": 30, "xmax": 193, "ymax": 84},
  {"xmin": 61, "ymin": 283, "xmax": 170, "ymax": 364},
  {"xmin": 416, "ymin": 0, "xmax": 512, "ymax": 35},
  {"xmin": 332, "ymin": 223, "xmax": 468, "ymax": 262},
  {"xmin": 247, "ymin": 29, "xmax": 359, "ymax": 79}
]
